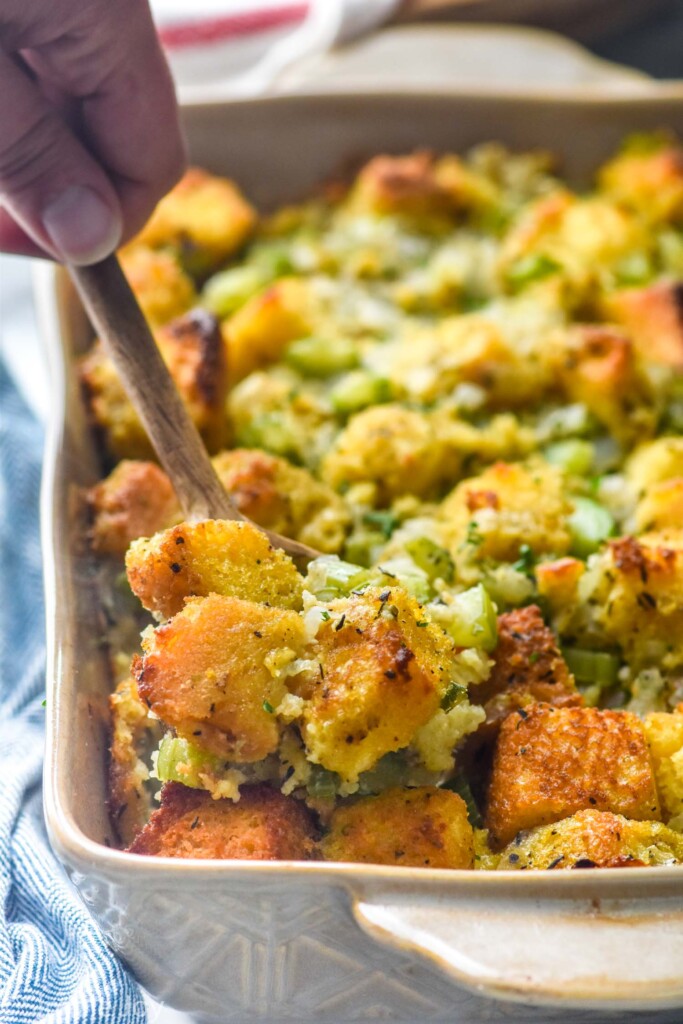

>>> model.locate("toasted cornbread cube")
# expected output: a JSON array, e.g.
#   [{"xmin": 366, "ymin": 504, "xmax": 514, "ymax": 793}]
[
  {"xmin": 499, "ymin": 190, "xmax": 573, "ymax": 266},
  {"xmin": 80, "ymin": 340, "xmax": 153, "ymax": 460},
  {"xmin": 227, "ymin": 369, "xmax": 333, "ymax": 467},
  {"xmin": 536, "ymin": 557, "xmax": 585, "ymax": 613},
  {"xmin": 135, "ymin": 168, "xmax": 257, "ymax": 273},
  {"xmin": 223, "ymin": 278, "xmax": 314, "ymax": 386},
  {"xmin": 126, "ymin": 519, "xmax": 303, "ymax": 619},
  {"xmin": 598, "ymin": 143, "xmax": 683, "ymax": 224},
  {"xmin": 109, "ymin": 677, "xmax": 163, "ymax": 846},
  {"xmin": 437, "ymin": 314, "xmax": 555, "ymax": 407},
  {"xmin": 589, "ymin": 535, "xmax": 683, "ymax": 670},
  {"xmin": 600, "ymin": 281, "xmax": 683, "ymax": 369},
  {"xmin": 626, "ymin": 437, "xmax": 683, "ymax": 494},
  {"xmin": 644, "ymin": 708, "xmax": 683, "ymax": 822},
  {"xmin": 535, "ymin": 556, "xmax": 587, "ymax": 637},
  {"xmin": 156, "ymin": 310, "xmax": 230, "ymax": 451},
  {"xmin": 322, "ymin": 405, "xmax": 460, "ymax": 502},
  {"xmin": 135, "ymin": 594, "xmax": 307, "ymax": 760},
  {"xmin": 500, "ymin": 191, "xmax": 645, "ymax": 287},
  {"xmin": 352, "ymin": 149, "xmax": 501, "ymax": 221},
  {"xmin": 119, "ymin": 245, "xmax": 196, "ymax": 327},
  {"xmin": 434, "ymin": 154, "xmax": 501, "ymax": 215},
  {"xmin": 321, "ymin": 787, "xmax": 474, "ymax": 868},
  {"xmin": 475, "ymin": 606, "xmax": 581, "ymax": 740},
  {"xmin": 389, "ymin": 315, "xmax": 553, "ymax": 409},
  {"xmin": 440, "ymin": 460, "xmax": 572, "ymax": 562},
  {"xmin": 498, "ymin": 809, "xmax": 683, "ymax": 870},
  {"xmin": 87, "ymin": 461, "xmax": 181, "ymax": 557},
  {"xmin": 635, "ymin": 478, "xmax": 683, "ymax": 533},
  {"xmin": 486, "ymin": 704, "xmax": 660, "ymax": 848},
  {"xmin": 302, "ymin": 588, "xmax": 452, "ymax": 782},
  {"xmin": 90, "ymin": 450, "xmax": 349, "ymax": 559},
  {"xmin": 552, "ymin": 199, "xmax": 645, "ymax": 266},
  {"xmin": 128, "ymin": 782, "xmax": 318, "ymax": 860},
  {"xmin": 473, "ymin": 829, "xmax": 501, "ymax": 870},
  {"xmin": 555, "ymin": 325, "xmax": 655, "ymax": 442},
  {"xmin": 80, "ymin": 309, "xmax": 228, "ymax": 460},
  {"xmin": 432, "ymin": 411, "xmax": 535, "ymax": 469},
  {"xmin": 350, "ymin": 152, "xmax": 451, "ymax": 218},
  {"xmin": 213, "ymin": 449, "xmax": 350, "ymax": 554}
]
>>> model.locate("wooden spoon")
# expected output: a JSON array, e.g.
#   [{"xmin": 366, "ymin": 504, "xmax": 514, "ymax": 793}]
[{"xmin": 70, "ymin": 254, "xmax": 319, "ymax": 562}]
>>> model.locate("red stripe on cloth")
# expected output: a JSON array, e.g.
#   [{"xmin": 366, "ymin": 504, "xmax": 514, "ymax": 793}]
[{"xmin": 159, "ymin": 3, "xmax": 309, "ymax": 48}]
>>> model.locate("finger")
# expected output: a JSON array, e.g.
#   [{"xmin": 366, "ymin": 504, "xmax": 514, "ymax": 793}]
[
  {"xmin": 81, "ymin": 0, "xmax": 187, "ymax": 227},
  {"xmin": 23, "ymin": 0, "xmax": 187, "ymax": 243},
  {"xmin": 0, "ymin": 207, "xmax": 48, "ymax": 259},
  {"xmin": 0, "ymin": 50, "xmax": 123, "ymax": 265}
]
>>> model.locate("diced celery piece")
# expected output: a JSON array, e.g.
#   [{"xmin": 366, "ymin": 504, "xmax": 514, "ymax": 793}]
[
  {"xmin": 447, "ymin": 584, "xmax": 498, "ymax": 652},
  {"xmin": 536, "ymin": 402, "xmax": 597, "ymax": 442},
  {"xmin": 443, "ymin": 773, "xmax": 482, "ymax": 827},
  {"xmin": 238, "ymin": 412, "xmax": 300, "ymax": 460},
  {"xmin": 506, "ymin": 253, "xmax": 560, "ymax": 290},
  {"xmin": 330, "ymin": 371, "xmax": 392, "ymax": 415},
  {"xmin": 202, "ymin": 266, "xmax": 265, "ymax": 318},
  {"xmin": 362, "ymin": 509, "xmax": 400, "ymax": 540},
  {"xmin": 307, "ymin": 766, "xmax": 339, "ymax": 802},
  {"xmin": 580, "ymin": 683, "xmax": 603, "ymax": 708},
  {"xmin": 563, "ymin": 647, "xmax": 620, "ymax": 688},
  {"xmin": 592, "ymin": 436, "xmax": 623, "ymax": 474},
  {"xmin": 543, "ymin": 439, "xmax": 594, "ymax": 476},
  {"xmin": 342, "ymin": 531, "xmax": 386, "ymax": 568},
  {"xmin": 156, "ymin": 735, "xmax": 219, "ymax": 788},
  {"xmin": 613, "ymin": 252, "xmax": 653, "ymax": 287},
  {"xmin": 658, "ymin": 229, "xmax": 683, "ymax": 276},
  {"xmin": 372, "ymin": 557, "xmax": 432, "ymax": 604},
  {"xmin": 307, "ymin": 555, "xmax": 368, "ymax": 601},
  {"xmin": 357, "ymin": 752, "xmax": 408, "ymax": 796},
  {"xmin": 568, "ymin": 497, "xmax": 615, "ymax": 558},
  {"xmin": 285, "ymin": 336, "xmax": 359, "ymax": 378},
  {"xmin": 405, "ymin": 537, "xmax": 455, "ymax": 583},
  {"xmin": 251, "ymin": 243, "xmax": 296, "ymax": 278}
]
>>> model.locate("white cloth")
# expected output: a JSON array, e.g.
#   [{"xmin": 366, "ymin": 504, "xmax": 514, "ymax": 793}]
[{"xmin": 151, "ymin": 0, "xmax": 402, "ymax": 94}]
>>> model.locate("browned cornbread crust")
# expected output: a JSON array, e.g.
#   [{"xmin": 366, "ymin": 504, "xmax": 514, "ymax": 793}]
[
  {"xmin": 129, "ymin": 782, "xmax": 318, "ymax": 860},
  {"xmin": 486, "ymin": 704, "xmax": 660, "ymax": 847}
]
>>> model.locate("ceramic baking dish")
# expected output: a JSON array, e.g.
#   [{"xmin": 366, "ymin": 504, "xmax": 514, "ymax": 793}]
[{"xmin": 39, "ymin": 88, "xmax": 683, "ymax": 1024}]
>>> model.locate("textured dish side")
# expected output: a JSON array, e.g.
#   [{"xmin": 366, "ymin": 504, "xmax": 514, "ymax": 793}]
[{"xmin": 41, "ymin": 88, "xmax": 683, "ymax": 1022}]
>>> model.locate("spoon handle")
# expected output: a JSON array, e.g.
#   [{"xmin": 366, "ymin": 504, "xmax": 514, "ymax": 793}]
[{"xmin": 71, "ymin": 254, "xmax": 243, "ymax": 523}]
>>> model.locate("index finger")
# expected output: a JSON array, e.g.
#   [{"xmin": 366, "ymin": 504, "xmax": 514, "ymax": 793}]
[{"xmin": 15, "ymin": 0, "xmax": 187, "ymax": 244}]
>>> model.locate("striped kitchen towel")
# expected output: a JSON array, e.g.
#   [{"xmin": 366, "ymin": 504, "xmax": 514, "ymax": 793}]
[
  {"xmin": 151, "ymin": 0, "xmax": 402, "ymax": 94},
  {"xmin": 0, "ymin": 359, "xmax": 146, "ymax": 1022}
]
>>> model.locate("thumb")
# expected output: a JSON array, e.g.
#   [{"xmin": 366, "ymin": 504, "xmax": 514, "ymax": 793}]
[{"xmin": 0, "ymin": 52, "xmax": 123, "ymax": 265}]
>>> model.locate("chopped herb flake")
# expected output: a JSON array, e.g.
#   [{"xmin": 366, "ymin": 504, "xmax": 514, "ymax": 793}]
[
  {"xmin": 440, "ymin": 681, "xmax": 468, "ymax": 712},
  {"xmin": 362, "ymin": 510, "xmax": 400, "ymax": 539}
]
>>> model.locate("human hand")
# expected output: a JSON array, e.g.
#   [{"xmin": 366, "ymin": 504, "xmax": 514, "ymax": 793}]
[{"xmin": 0, "ymin": 0, "xmax": 186, "ymax": 265}]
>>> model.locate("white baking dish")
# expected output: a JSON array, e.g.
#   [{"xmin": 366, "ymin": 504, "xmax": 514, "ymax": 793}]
[{"xmin": 39, "ymin": 87, "xmax": 683, "ymax": 1024}]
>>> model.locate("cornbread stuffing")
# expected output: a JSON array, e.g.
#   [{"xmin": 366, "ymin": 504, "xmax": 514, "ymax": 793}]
[{"xmin": 88, "ymin": 135, "xmax": 683, "ymax": 867}]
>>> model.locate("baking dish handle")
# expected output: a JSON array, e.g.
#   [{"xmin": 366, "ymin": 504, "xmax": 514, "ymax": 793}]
[{"xmin": 352, "ymin": 886, "xmax": 683, "ymax": 1009}]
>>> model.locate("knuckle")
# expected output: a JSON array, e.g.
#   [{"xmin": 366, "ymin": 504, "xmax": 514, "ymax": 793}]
[{"xmin": 0, "ymin": 109, "xmax": 65, "ymax": 197}]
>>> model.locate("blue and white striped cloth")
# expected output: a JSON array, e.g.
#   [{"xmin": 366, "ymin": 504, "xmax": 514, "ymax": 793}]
[{"xmin": 0, "ymin": 358, "xmax": 146, "ymax": 1022}]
